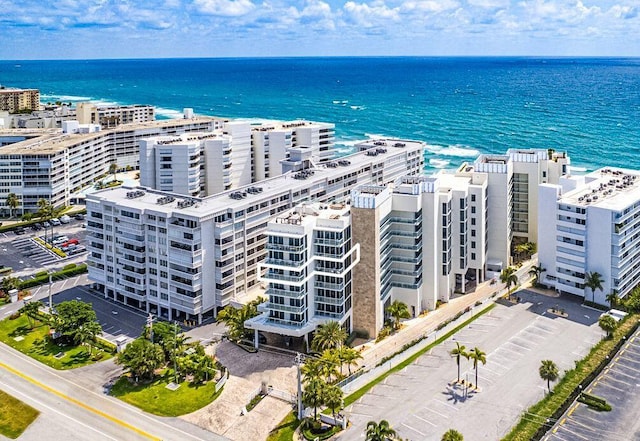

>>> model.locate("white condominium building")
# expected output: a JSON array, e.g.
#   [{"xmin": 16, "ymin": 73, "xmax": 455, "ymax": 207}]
[
  {"xmin": 85, "ymin": 140, "xmax": 424, "ymax": 323},
  {"xmin": 350, "ymin": 172, "xmax": 488, "ymax": 338},
  {"xmin": 251, "ymin": 120, "xmax": 335, "ymax": 180},
  {"xmin": 538, "ymin": 168, "xmax": 640, "ymax": 305},
  {"xmin": 245, "ymin": 203, "xmax": 359, "ymax": 346},
  {"xmin": 467, "ymin": 149, "xmax": 570, "ymax": 271},
  {"xmin": 0, "ymin": 118, "xmax": 219, "ymax": 214},
  {"xmin": 76, "ymin": 103, "xmax": 155, "ymax": 127}
]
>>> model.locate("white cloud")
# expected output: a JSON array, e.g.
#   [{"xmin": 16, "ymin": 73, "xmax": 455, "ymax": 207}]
[
  {"xmin": 400, "ymin": 0, "xmax": 459, "ymax": 14},
  {"xmin": 193, "ymin": 0, "xmax": 255, "ymax": 16},
  {"xmin": 342, "ymin": 1, "xmax": 400, "ymax": 27}
]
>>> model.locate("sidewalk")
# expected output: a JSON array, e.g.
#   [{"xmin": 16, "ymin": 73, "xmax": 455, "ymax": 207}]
[{"xmin": 355, "ymin": 278, "xmax": 506, "ymax": 370}]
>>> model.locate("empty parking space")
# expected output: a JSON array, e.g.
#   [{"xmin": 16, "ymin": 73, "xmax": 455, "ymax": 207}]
[
  {"xmin": 339, "ymin": 291, "xmax": 603, "ymax": 441},
  {"xmin": 546, "ymin": 328, "xmax": 640, "ymax": 441}
]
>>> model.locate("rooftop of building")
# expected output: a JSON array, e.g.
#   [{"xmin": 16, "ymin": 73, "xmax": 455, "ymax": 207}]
[
  {"xmin": 273, "ymin": 202, "xmax": 350, "ymax": 227},
  {"xmin": 0, "ymin": 117, "xmax": 217, "ymax": 155},
  {"xmin": 250, "ymin": 119, "xmax": 334, "ymax": 132},
  {"xmin": 88, "ymin": 138, "xmax": 424, "ymax": 217},
  {"xmin": 561, "ymin": 168, "xmax": 640, "ymax": 210},
  {"xmin": 145, "ymin": 131, "xmax": 229, "ymax": 146},
  {"xmin": 0, "ymin": 87, "xmax": 39, "ymax": 93}
]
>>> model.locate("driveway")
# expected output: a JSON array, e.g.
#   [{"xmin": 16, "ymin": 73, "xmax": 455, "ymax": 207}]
[{"xmin": 182, "ymin": 341, "xmax": 297, "ymax": 441}]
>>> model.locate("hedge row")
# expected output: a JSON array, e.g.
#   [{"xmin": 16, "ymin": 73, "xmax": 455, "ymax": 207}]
[{"xmin": 19, "ymin": 264, "xmax": 88, "ymax": 290}]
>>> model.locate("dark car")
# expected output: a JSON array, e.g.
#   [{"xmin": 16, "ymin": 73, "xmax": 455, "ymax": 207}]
[
  {"xmin": 14, "ymin": 228, "xmax": 26, "ymax": 235},
  {"xmin": 74, "ymin": 214, "xmax": 85, "ymax": 220}
]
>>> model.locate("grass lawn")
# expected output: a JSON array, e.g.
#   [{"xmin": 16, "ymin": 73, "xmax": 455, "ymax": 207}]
[
  {"xmin": 503, "ymin": 313, "xmax": 640, "ymax": 441},
  {"xmin": 0, "ymin": 314, "xmax": 112, "ymax": 370},
  {"xmin": 267, "ymin": 412, "xmax": 300, "ymax": 441},
  {"xmin": 110, "ymin": 372, "xmax": 224, "ymax": 417},
  {"xmin": 0, "ymin": 389, "xmax": 40, "ymax": 439}
]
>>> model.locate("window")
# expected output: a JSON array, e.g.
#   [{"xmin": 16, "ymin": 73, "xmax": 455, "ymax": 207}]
[
  {"xmin": 471, "ymin": 194, "xmax": 476, "ymax": 202},
  {"xmin": 471, "ymin": 253, "xmax": 476, "ymax": 260}
]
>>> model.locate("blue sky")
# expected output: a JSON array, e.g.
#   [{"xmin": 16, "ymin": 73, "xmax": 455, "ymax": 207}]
[{"xmin": 1, "ymin": 0, "xmax": 638, "ymax": 59}]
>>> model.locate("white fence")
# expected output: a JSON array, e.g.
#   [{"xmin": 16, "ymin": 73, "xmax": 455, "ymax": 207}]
[{"xmin": 215, "ymin": 368, "xmax": 229, "ymax": 393}]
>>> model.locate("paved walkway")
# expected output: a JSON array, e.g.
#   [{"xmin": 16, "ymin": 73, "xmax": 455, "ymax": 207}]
[{"xmin": 355, "ymin": 277, "xmax": 510, "ymax": 370}]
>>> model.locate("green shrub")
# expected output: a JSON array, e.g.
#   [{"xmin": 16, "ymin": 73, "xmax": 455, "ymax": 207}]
[
  {"xmin": 577, "ymin": 392, "xmax": 612, "ymax": 411},
  {"xmin": 63, "ymin": 263, "xmax": 77, "ymax": 271},
  {"xmin": 94, "ymin": 337, "xmax": 117, "ymax": 354},
  {"xmin": 34, "ymin": 271, "xmax": 48, "ymax": 278},
  {"xmin": 9, "ymin": 312, "xmax": 20, "ymax": 320}
]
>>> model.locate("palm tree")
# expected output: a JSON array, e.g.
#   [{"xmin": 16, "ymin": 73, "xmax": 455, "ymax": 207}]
[
  {"xmin": 109, "ymin": 163, "xmax": 118, "ymax": 182},
  {"xmin": 528, "ymin": 264, "xmax": 546, "ymax": 286},
  {"xmin": 450, "ymin": 342, "xmax": 468, "ymax": 384},
  {"xmin": 319, "ymin": 349, "xmax": 340, "ymax": 382},
  {"xmin": 5, "ymin": 193, "xmax": 19, "ymax": 218},
  {"xmin": 442, "ymin": 429, "xmax": 464, "ymax": 441},
  {"xmin": 500, "ymin": 267, "xmax": 518, "ymax": 300},
  {"xmin": 605, "ymin": 291, "xmax": 619, "ymax": 309},
  {"xmin": 386, "ymin": 300, "xmax": 411, "ymax": 330},
  {"xmin": 20, "ymin": 300, "xmax": 42, "ymax": 329},
  {"xmin": 584, "ymin": 271, "xmax": 604, "ymax": 304},
  {"xmin": 467, "ymin": 347, "xmax": 487, "ymax": 389},
  {"xmin": 323, "ymin": 384, "xmax": 344, "ymax": 422},
  {"xmin": 76, "ymin": 321, "xmax": 103, "ymax": 355},
  {"xmin": 539, "ymin": 360, "xmax": 559, "ymax": 393},
  {"xmin": 302, "ymin": 376, "xmax": 325, "ymax": 420},
  {"xmin": 598, "ymin": 314, "xmax": 617, "ymax": 339},
  {"xmin": 36, "ymin": 198, "xmax": 53, "ymax": 243},
  {"xmin": 365, "ymin": 419, "xmax": 397, "ymax": 441},
  {"xmin": 311, "ymin": 320, "xmax": 347, "ymax": 352},
  {"xmin": 340, "ymin": 346, "xmax": 363, "ymax": 375},
  {"xmin": 301, "ymin": 358, "xmax": 323, "ymax": 384}
]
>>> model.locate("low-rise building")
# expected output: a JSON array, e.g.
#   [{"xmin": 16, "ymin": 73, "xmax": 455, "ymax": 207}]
[
  {"xmin": 76, "ymin": 103, "xmax": 155, "ymax": 127},
  {"xmin": 0, "ymin": 88, "xmax": 40, "ymax": 113}
]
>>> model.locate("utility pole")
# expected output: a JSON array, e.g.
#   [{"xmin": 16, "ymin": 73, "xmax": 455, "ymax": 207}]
[
  {"xmin": 173, "ymin": 321, "xmax": 178, "ymax": 384},
  {"xmin": 147, "ymin": 314, "xmax": 154, "ymax": 343},
  {"xmin": 48, "ymin": 271, "xmax": 53, "ymax": 314},
  {"xmin": 295, "ymin": 352, "xmax": 303, "ymax": 420}
]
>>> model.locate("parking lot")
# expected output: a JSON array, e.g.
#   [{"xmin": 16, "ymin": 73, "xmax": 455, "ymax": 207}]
[
  {"xmin": 0, "ymin": 217, "xmax": 89, "ymax": 276},
  {"xmin": 338, "ymin": 290, "xmax": 603, "ymax": 441},
  {"xmin": 545, "ymin": 325, "xmax": 640, "ymax": 441}
]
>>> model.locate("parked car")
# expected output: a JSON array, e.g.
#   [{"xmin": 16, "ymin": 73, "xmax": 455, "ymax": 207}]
[
  {"xmin": 69, "ymin": 246, "xmax": 86, "ymax": 255},
  {"xmin": 50, "ymin": 218, "xmax": 61, "ymax": 226},
  {"xmin": 59, "ymin": 215, "xmax": 71, "ymax": 224},
  {"xmin": 62, "ymin": 244, "xmax": 78, "ymax": 252},
  {"xmin": 61, "ymin": 239, "xmax": 79, "ymax": 248},
  {"xmin": 43, "ymin": 221, "xmax": 51, "ymax": 228},
  {"xmin": 74, "ymin": 213, "xmax": 85, "ymax": 220},
  {"xmin": 14, "ymin": 228, "xmax": 26, "ymax": 235},
  {"xmin": 53, "ymin": 236, "xmax": 69, "ymax": 245}
]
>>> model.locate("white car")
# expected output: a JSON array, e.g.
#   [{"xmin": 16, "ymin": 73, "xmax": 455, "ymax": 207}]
[
  {"xmin": 50, "ymin": 218, "xmax": 61, "ymax": 226},
  {"xmin": 59, "ymin": 215, "xmax": 71, "ymax": 224}
]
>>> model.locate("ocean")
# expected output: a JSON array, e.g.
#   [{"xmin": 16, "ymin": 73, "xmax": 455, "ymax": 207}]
[{"xmin": 1, "ymin": 57, "xmax": 638, "ymax": 173}]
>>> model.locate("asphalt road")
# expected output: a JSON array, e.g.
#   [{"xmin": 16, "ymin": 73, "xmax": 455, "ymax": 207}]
[
  {"xmin": 337, "ymin": 290, "xmax": 603, "ymax": 441},
  {"xmin": 0, "ymin": 344, "xmax": 228, "ymax": 441},
  {"xmin": 545, "ymin": 324, "xmax": 640, "ymax": 441}
]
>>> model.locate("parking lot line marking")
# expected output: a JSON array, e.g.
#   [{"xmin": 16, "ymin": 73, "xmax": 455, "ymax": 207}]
[
  {"xmin": 401, "ymin": 423, "xmax": 426, "ymax": 436},
  {"xmin": 421, "ymin": 406, "xmax": 448, "ymax": 419},
  {"xmin": 412, "ymin": 414, "xmax": 437, "ymax": 426},
  {"xmin": 507, "ymin": 340, "xmax": 532, "ymax": 351},
  {"xmin": 597, "ymin": 380, "xmax": 624, "ymax": 393},
  {"xmin": 432, "ymin": 399, "xmax": 459, "ymax": 411}
]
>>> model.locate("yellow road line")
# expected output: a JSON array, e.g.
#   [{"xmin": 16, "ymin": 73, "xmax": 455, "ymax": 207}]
[{"xmin": 0, "ymin": 362, "xmax": 160, "ymax": 441}]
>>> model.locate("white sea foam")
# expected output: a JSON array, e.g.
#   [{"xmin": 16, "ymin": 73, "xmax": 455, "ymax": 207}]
[
  {"xmin": 332, "ymin": 100, "xmax": 349, "ymax": 105},
  {"xmin": 155, "ymin": 107, "xmax": 184, "ymax": 119},
  {"xmin": 429, "ymin": 158, "xmax": 451, "ymax": 169},
  {"xmin": 41, "ymin": 94, "xmax": 92, "ymax": 101},
  {"xmin": 570, "ymin": 166, "xmax": 588, "ymax": 173},
  {"xmin": 425, "ymin": 143, "xmax": 480, "ymax": 158}
]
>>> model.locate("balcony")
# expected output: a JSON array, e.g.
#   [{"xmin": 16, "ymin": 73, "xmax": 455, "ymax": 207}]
[
  {"xmin": 314, "ymin": 280, "xmax": 344, "ymax": 291},
  {"xmin": 264, "ymin": 258, "xmax": 305, "ymax": 268},
  {"xmin": 267, "ymin": 316, "xmax": 306, "ymax": 327},
  {"xmin": 266, "ymin": 303, "xmax": 306, "ymax": 314},
  {"xmin": 266, "ymin": 242, "xmax": 305, "ymax": 252},
  {"xmin": 314, "ymin": 238, "xmax": 345, "ymax": 246},
  {"xmin": 264, "ymin": 272, "xmax": 305, "ymax": 283}
]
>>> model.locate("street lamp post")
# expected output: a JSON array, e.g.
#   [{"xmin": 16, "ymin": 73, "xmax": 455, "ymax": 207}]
[
  {"xmin": 295, "ymin": 353, "xmax": 303, "ymax": 420},
  {"xmin": 48, "ymin": 271, "xmax": 54, "ymax": 314},
  {"xmin": 173, "ymin": 321, "xmax": 178, "ymax": 384}
]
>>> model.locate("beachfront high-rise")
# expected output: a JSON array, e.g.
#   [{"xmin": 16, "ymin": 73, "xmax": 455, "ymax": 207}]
[
  {"xmin": 467, "ymin": 149, "xmax": 570, "ymax": 271},
  {"xmin": 538, "ymin": 168, "xmax": 640, "ymax": 305},
  {"xmin": 350, "ymin": 172, "xmax": 488, "ymax": 338},
  {"xmin": 245, "ymin": 202, "xmax": 359, "ymax": 347},
  {"xmin": 85, "ymin": 140, "xmax": 424, "ymax": 323}
]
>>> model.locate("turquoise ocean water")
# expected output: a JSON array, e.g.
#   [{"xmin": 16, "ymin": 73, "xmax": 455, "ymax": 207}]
[{"xmin": 1, "ymin": 57, "xmax": 638, "ymax": 172}]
